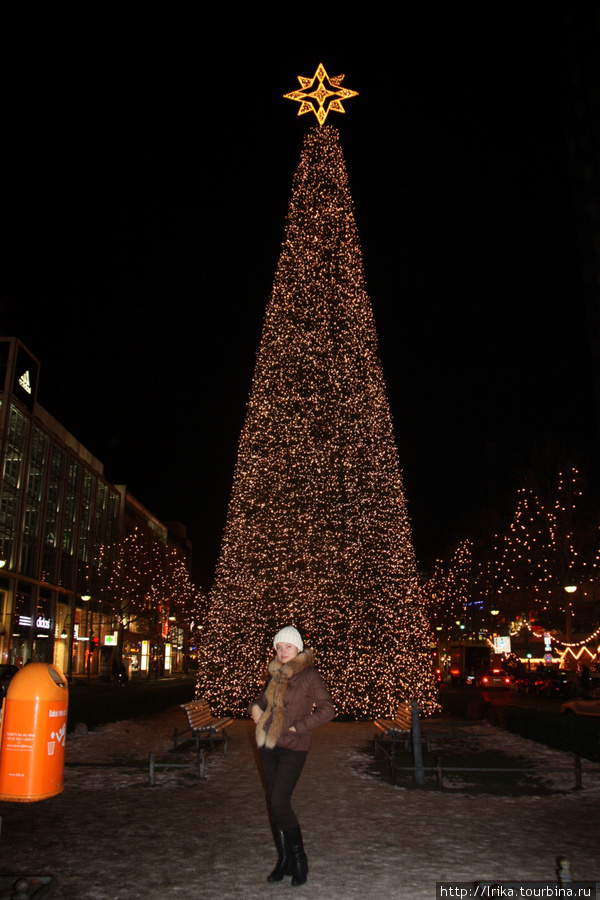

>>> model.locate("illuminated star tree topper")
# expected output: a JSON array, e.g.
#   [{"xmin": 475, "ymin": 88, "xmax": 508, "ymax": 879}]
[{"xmin": 283, "ymin": 63, "xmax": 358, "ymax": 125}]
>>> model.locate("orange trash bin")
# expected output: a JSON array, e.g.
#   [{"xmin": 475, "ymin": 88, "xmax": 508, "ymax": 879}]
[{"xmin": 0, "ymin": 663, "xmax": 68, "ymax": 802}]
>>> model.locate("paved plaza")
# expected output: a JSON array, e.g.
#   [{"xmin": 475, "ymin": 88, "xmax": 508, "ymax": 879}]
[{"xmin": 0, "ymin": 711, "xmax": 597, "ymax": 899}]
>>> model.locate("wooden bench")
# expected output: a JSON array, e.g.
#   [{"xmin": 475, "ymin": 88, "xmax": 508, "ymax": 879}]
[
  {"xmin": 374, "ymin": 701, "xmax": 413, "ymax": 758},
  {"xmin": 172, "ymin": 700, "xmax": 232, "ymax": 778},
  {"xmin": 374, "ymin": 701, "xmax": 429, "ymax": 784}
]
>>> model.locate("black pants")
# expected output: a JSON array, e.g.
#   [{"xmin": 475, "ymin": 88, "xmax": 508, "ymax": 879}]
[{"xmin": 259, "ymin": 746, "xmax": 308, "ymax": 831}]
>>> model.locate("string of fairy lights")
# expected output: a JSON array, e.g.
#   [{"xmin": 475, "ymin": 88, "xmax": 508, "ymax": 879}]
[
  {"xmin": 507, "ymin": 620, "xmax": 600, "ymax": 665},
  {"xmin": 196, "ymin": 122, "xmax": 439, "ymax": 718}
]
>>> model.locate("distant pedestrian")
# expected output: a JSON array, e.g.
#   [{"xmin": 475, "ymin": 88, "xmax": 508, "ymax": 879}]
[
  {"xmin": 249, "ymin": 626, "xmax": 335, "ymax": 887},
  {"xmin": 581, "ymin": 665, "xmax": 591, "ymax": 694}
]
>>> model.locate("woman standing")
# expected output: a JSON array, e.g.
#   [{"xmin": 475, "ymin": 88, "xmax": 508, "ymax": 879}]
[{"xmin": 250, "ymin": 626, "xmax": 335, "ymax": 887}]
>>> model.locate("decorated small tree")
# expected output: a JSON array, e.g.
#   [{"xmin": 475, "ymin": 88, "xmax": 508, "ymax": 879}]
[
  {"xmin": 97, "ymin": 526, "xmax": 198, "ymax": 668},
  {"xmin": 494, "ymin": 464, "xmax": 600, "ymax": 637}
]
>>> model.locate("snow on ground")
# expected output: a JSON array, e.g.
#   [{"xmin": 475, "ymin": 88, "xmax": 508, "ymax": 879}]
[
  {"xmin": 422, "ymin": 718, "xmax": 600, "ymax": 793},
  {"xmin": 0, "ymin": 710, "xmax": 597, "ymax": 899}
]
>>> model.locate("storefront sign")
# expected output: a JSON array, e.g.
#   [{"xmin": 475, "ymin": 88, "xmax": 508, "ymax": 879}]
[
  {"xmin": 18, "ymin": 370, "xmax": 32, "ymax": 394},
  {"xmin": 493, "ymin": 636, "xmax": 511, "ymax": 654},
  {"xmin": 544, "ymin": 632, "xmax": 552, "ymax": 651}
]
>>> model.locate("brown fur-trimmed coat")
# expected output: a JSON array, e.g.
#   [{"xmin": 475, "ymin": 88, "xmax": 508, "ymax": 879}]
[{"xmin": 252, "ymin": 649, "xmax": 335, "ymax": 752}]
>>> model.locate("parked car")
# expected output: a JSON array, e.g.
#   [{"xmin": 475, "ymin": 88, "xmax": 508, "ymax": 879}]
[
  {"xmin": 534, "ymin": 669, "xmax": 578, "ymax": 697},
  {"xmin": 514, "ymin": 668, "xmax": 576, "ymax": 697},
  {"xmin": 561, "ymin": 689, "xmax": 600, "ymax": 717},
  {"xmin": 479, "ymin": 669, "xmax": 512, "ymax": 690},
  {"xmin": 514, "ymin": 673, "xmax": 536, "ymax": 693},
  {"xmin": 0, "ymin": 664, "xmax": 19, "ymax": 697}
]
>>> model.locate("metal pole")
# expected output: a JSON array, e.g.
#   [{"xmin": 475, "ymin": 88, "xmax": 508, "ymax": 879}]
[
  {"xmin": 66, "ymin": 596, "xmax": 75, "ymax": 682},
  {"xmin": 411, "ymin": 700, "xmax": 425, "ymax": 786}
]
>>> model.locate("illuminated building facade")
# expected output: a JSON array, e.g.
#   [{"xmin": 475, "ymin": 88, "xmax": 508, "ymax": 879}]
[
  {"xmin": 0, "ymin": 338, "xmax": 194, "ymax": 678},
  {"xmin": 0, "ymin": 337, "xmax": 123, "ymax": 674}
]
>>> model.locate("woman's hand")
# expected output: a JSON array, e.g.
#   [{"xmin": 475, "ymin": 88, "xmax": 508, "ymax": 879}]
[{"xmin": 250, "ymin": 704, "xmax": 263, "ymax": 724}]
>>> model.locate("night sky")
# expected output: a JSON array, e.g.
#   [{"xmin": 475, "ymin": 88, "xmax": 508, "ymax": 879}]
[{"xmin": 2, "ymin": 4, "xmax": 598, "ymax": 585}]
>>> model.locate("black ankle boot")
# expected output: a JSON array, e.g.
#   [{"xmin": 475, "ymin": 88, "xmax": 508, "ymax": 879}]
[
  {"xmin": 267, "ymin": 824, "xmax": 291, "ymax": 883},
  {"xmin": 284, "ymin": 826, "xmax": 308, "ymax": 887}
]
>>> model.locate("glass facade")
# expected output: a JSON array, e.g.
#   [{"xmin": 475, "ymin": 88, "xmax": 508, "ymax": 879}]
[
  {"xmin": 0, "ymin": 338, "xmax": 189, "ymax": 680},
  {"xmin": 0, "ymin": 341, "xmax": 122, "ymax": 672},
  {"xmin": 41, "ymin": 444, "xmax": 65, "ymax": 585},
  {"xmin": 0, "ymin": 405, "xmax": 30, "ymax": 570},
  {"xmin": 20, "ymin": 426, "xmax": 48, "ymax": 578}
]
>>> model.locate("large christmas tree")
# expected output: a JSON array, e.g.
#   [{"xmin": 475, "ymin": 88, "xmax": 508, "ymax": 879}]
[{"xmin": 197, "ymin": 68, "xmax": 437, "ymax": 717}]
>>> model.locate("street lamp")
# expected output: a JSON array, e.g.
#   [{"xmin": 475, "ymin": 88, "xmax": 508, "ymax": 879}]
[{"xmin": 564, "ymin": 583, "xmax": 577, "ymax": 641}]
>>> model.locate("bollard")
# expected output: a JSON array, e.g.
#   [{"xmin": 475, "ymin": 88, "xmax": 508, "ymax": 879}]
[{"xmin": 557, "ymin": 856, "xmax": 572, "ymax": 886}]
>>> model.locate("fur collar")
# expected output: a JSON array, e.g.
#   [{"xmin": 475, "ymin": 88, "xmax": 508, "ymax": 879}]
[
  {"xmin": 267, "ymin": 648, "xmax": 314, "ymax": 679},
  {"xmin": 256, "ymin": 649, "xmax": 314, "ymax": 749}
]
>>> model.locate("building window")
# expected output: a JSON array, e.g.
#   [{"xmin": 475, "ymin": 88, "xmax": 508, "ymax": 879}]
[
  {"xmin": 42, "ymin": 444, "xmax": 66, "ymax": 585},
  {"xmin": 60, "ymin": 460, "xmax": 81, "ymax": 590},
  {"xmin": 0, "ymin": 406, "xmax": 30, "ymax": 569},
  {"xmin": 19, "ymin": 426, "xmax": 49, "ymax": 578}
]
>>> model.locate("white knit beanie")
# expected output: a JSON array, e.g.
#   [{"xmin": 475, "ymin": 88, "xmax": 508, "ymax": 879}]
[{"xmin": 273, "ymin": 626, "xmax": 304, "ymax": 652}]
